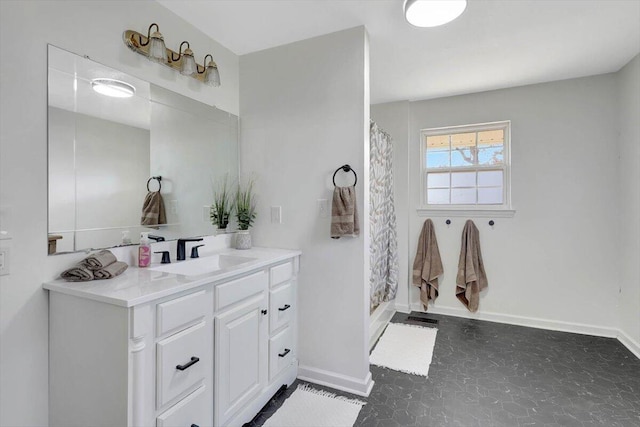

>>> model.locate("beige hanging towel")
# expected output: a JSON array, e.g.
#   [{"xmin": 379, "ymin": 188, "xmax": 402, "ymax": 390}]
[
  {"xmin": 412, "ymin": 219, "xmax": 444, "ymax": 310},
  {"xmin": 456, "ymin": 220, "xmax": 488, "ymax": 312},
  {"xmin": 141, "ymin": 191, "xmax": 167, "ymax": 227},
  {"xmin": 331, "ymin": 186, "xmax": 360, "ymax": 238}
]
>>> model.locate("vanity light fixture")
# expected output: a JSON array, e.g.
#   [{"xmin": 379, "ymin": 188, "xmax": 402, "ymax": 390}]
[
  {"xmin": 403, "ymin": 0, "xmax": 467, "ymax": 27},
  {"xmin": 91, "ymin": 78, "xmax": 136, "ymax": 98},
  {"xmin": 123, "ymin": 23, "xmax": 221, "ymax": 86}
]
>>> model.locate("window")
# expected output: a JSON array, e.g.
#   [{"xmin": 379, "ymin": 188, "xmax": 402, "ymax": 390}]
[{"xmin": 420, "ymin": 121, "xmax": 511, "ymax": 211}]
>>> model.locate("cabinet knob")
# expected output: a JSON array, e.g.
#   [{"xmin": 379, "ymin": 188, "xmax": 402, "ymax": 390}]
[
  {"xmin": 176, "ymin": 356, "xmax": 200, "ymax": 371},
  {"xmin": 261, "ymin": 309, "xmax": 268, "ymax": 315},
  {"xmin": 191, "ymin": 425, "xmax": 199, "ymax": 427},
  {"xmin": 278, "ymin": 304, "xmax": 291, "ymax": 312}
]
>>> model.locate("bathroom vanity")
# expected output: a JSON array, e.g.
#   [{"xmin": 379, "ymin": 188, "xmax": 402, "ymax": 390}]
[{"xmin": 44, "ymin": 247, "xmax": 300, "ymax": 427}]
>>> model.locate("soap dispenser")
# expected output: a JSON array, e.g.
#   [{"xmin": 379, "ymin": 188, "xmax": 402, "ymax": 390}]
[{"xmin": 138, "ymin": 232, "xmax": 151, "ymax": 268}]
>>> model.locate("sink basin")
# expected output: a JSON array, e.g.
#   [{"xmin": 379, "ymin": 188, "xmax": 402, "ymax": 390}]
[{"xmin": 148, "ymin": 254, "xmax": 256, "ymax": 276}]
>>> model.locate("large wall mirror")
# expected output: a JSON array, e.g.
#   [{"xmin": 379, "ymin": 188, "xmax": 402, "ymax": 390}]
[{"xmin": 47, "ymin": 45, "xmax": 239, "ymax": 254}]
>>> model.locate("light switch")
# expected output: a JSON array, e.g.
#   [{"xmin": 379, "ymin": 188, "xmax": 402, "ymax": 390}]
[
  {"xmin": 271, "ymin": 206, "xmax": 281, "ymax": 224},
  {"xmin": 170, "ymin": 200, "xmax": 178, "ymax": 214},
  {"xmin": 0, "ymin": 248, "xmax": 9, "ymax": 276},
  {"xmin": 317, "ymin": 199, "xmax": 329, "ymax": 218}
]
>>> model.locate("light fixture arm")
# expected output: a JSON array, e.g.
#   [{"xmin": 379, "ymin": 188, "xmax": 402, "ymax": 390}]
[
  {"xmin": 123, "ymin": 24, "xmax": 220, "ymax": 86},
  {"xmin": 172, "ymin": 41, "xmax": 190, "ymax": 62},
  {"xmin": 139, "ymin": 23, "xmax": 160, "ymax": 47}
]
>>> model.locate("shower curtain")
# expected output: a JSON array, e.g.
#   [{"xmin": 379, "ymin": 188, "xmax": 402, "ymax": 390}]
[{"xmin": 370, "ymin": 121, "xmax": 399, "ymax": 312}]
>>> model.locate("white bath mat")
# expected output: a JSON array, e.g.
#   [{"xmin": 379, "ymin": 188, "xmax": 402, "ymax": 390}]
[
  {"xmin": 262, "ymin": 384, "xmax": 366, "ymax": 427},
  {"xmin": 370, "ymin": 322, "xmax": 437, "ymax": 377}
]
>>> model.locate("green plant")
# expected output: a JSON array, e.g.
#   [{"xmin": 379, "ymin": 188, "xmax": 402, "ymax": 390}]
[
  {"xmin": 210, "ymin": 175, "xmax": 232, "ymax": 229},
  {"xmin": 235, "ymin": 179, "xmax": 256, "ymax": 230}
]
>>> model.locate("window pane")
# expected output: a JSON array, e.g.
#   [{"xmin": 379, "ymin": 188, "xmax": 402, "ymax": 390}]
[
  {"xmin": 427, "ymin": 172, "xmax": 450, "ymax": 188},
  {"xmin": 478, "ymin": 170, "xmax": 503, "ymax": 187},
  {"xmin": 427, "ymin": 188, "xmax": 449, "ymax": 204},
  {"xmin": 426, "ymin": 151, "xmax": 450, "ymax": 168},
  {"xmin": 451, "ymin": 171, "xmax": 475, "ymax": 188},
  {"xmin": 478, "ymin": 146, "xmax": 504, "ymax": 165},
  {"xmin": 451, "ymin": 132, "xmax": 476, "ymax": 167},
  {"xmin": 478, "ymin": 187, "xmax": 503, "ymax": 204},
  {"xmin": 451, "ymin": 188, "xmax": 476, "ymax": 204},
  {"xmin": 477, "ymin": 129, "xmax": 504, "ymax": 166}
]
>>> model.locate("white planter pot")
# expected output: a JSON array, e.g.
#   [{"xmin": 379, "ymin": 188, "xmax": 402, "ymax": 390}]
[{"xmin": 235, "ymin": 230, "xmax": 252, "ymax": 250}]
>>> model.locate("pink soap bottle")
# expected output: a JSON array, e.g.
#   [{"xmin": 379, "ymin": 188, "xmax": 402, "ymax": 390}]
[{"xmin": 138, "ymin": 232, "xmax": 151, "ymax": 268}]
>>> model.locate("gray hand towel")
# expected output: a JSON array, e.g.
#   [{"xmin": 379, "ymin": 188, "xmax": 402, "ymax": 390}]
[
  {"xmin": 412, "ymin": 219, "xmax": 443, "ymax": 310},
  {"xmin": 141, "ymin": 191, "xmax": 167, "ymax": 226},
  {"xmin": 331, "ymin": 186, "xmax": 360, "ymax": 238},
  {"xmin": 456, "ymin": 220, "xmax": 488, "ymax": 312},
  {"xmin": 81, "ymin": 249, "xmax": 117, "ymax": 271},
  {"xmin": 60, "ymin": 264, "xmax": 94, "ymax": 282},
  {"xmin": 94, "ymin": 261, "xmax": 128, "ymax": 280}
]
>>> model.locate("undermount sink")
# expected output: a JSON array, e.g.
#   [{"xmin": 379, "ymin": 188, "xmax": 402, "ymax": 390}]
[{"xmin": 148, "ymin": 254, "xmax": 256, "ymax": 276}]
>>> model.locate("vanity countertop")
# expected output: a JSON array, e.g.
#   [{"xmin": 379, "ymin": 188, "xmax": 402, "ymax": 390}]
[{"xmin": 44, "ymin": 247, "xmax": 301, "ymax": 308}]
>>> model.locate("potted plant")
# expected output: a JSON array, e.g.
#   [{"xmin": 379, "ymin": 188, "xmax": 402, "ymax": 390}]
[
  {"xmin": 210, "ymin": 175, "xmax": 232, "ymax": 230},
  {"xmin": 234, "ymin": 179, "xmax": 256, "ymax": 249}
]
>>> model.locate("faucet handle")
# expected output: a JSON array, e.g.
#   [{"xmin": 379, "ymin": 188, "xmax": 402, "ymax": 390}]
[
  {"xmin": 190, "ymin": 244, "xmax": 205, "ymax": 259},
  {"xmin": 154, "ymin": 251, "xmax": 171, "ymax": 264},
  {"xmin": 148, "ymin": 234, "xmax": 165, "ymax": 242}
]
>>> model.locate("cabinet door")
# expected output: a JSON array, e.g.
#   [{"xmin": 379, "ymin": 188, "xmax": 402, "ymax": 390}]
[{"xmin": 215, "ymin": 294, "xmax": 268, "ymax": 426}]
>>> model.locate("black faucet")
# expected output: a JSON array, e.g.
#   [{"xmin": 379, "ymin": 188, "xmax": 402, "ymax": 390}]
[
  {"xmin": 177, "ymin": 237, "xmax": 203, "ymax": 261},
  {"xmin": 148, "ymin": 234, "xmax": 165, "ymax": 242}
]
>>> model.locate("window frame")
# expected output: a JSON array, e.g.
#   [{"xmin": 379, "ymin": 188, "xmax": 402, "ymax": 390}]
[{"xmin": 418, "ymin": 120, "xmax": 513, "ymax": 216}]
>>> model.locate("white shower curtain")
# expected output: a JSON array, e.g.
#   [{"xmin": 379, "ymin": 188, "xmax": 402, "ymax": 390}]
[{"xmin": 370, "ymin": 121, "xmax": 399, "ymax": 311}]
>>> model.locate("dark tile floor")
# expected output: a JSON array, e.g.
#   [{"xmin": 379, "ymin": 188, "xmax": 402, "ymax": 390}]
[{"xmin": 245, "ymin": 312, "xmax": 640, "ymax": 427}]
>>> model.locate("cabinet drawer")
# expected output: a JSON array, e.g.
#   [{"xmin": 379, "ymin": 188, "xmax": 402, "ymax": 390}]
[
  {"xmin": 157, "ymin": 290, "xmax": 207, "ymax": 337},
  {"xmin": 269, "ymin": 283, "xmax": 294, "ymax": 334},
  {"xmin": 269, "ymin": 326, "xmax": 294, "ymax": 381},
  {"xmin": 157, "ymin": 322, "xmax": 207, "ymax": 408},
  {"xmin": 215, "ymin": 270, "xmax": 267, "ymax": 312},
  {"xmin": 270, "ymin": 261, "xmax": 293, "ymax": 288},
  {"xmin": 156, "ymin": 385, "xmax": 210, "ymax": 427}
]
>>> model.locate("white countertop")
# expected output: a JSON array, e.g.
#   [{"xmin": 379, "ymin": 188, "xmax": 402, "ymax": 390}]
[{"xmin": 44, "ymin": 247, "xmax": 301, "ymax": 308}]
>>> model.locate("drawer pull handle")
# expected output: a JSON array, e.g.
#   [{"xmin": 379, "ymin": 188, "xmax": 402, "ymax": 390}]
[
  {"xmin": 261, "ymin": 309, "xmax": 268, "ymax": 315},
  {"xmin": 278, "ymin": 304, "xmax": 291, "ymax": 312},
  {"xmin": 278, "ymin": 348, "xmax": 291, "ymax": 358},
  {"xmin": 176, "ymin": 356, "xmax": 199, "ymax": 371}
]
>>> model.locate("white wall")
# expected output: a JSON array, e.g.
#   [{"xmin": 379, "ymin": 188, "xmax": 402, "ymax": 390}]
[
  {"xmin": 616, "ymin": 55, "xmax": 640, "ymax": 352},
  {"xmin": 240, "ymin": 27, "xmax": 373, "ymax": 395},
  {"xmin": 369, "ymin": 101, "xmax": 410, "ymax": 312},
  {"xmin": 0, "ymin": 2, "xmax": 238, "ymax": 425},
  {"xmin": 375, "ymin": 74, "xmax": 623, "ymax": 336}
]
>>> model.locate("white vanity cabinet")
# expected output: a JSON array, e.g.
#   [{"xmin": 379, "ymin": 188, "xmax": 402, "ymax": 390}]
[{"xmin": 45, "ymin": 249, "xmax": 300, "ymax": 427}]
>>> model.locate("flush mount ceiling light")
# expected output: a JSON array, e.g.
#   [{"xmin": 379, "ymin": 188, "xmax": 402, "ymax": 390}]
[
  {"xmin": 404, "ymin": 0, "xmax": 467, "ymax": 27},
  {"xmin": 91, "ymin": 78, "xmax": 136, "ymax": 98},
  {"xmin": 123, "ymin": 23, "xmax": 221, "ymax": 87}
]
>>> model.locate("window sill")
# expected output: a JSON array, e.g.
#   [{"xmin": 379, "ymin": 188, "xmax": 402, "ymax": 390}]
[{"xmin": 416, "ymin": 207, "xmax": 516, "ymax": 218}]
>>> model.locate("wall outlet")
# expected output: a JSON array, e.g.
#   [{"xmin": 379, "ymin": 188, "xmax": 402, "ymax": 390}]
[
  {"xmin": 317, "ymin": 199, "xmax": 329, "ymax": 218},
  {"xmin": 203, "ymin": 205, "xmax": 211, "ymax": 222},
  {"xmin": 271, "ymin": 206, "xmax": 282, "ymax": 224},
  {"xmin": 170, "ymin": 200, "xmax": 178, "ymax": 215},
  {"xmin": 0, "ymin": 248, "xmax": 10, "ymax": 276}
]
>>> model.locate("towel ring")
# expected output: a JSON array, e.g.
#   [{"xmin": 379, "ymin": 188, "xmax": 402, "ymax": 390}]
[
  {"xmin": 332, "ymin": 164, "xmax": 357, "ymax": 187},
  {"xmin": 147, "ymin": 176, "xmax": 162, "ymax": 192}
]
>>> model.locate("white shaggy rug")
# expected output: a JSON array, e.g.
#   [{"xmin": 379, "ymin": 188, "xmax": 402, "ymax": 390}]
[
  {"xmin": 369, "ymin": 322, "xmax": 437, "ymax": 377},
  {"xmin": 262, "ymin": 384, "xmax": 366, "ymax": 427}
]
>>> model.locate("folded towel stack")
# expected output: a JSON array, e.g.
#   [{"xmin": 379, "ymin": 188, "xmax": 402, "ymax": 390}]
[{"xmin": 60, "ymin": 250, "xmax": 128, "ymax": 282}]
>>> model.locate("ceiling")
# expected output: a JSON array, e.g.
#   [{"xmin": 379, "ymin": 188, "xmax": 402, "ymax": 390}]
[{"xmin": 158, "ymin": 0, "xmax": 640, "ymax": 105}]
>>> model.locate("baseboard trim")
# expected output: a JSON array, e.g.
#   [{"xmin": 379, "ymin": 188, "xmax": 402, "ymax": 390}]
[
  {"xmin": 411, "ymin": 303, "xmax": 619, "ymax": 338},
  {"xmin": 394, "ymin": 302, "xmax": 410, "ymax": 314},
  {"xmin": 617, "ymin": 330, "xmax": 640, "ymax": 359},
  {"xmin": 370, "ymin": 303, "xmax": 395, "ymax": 351},
  {"xmin": 297, "ymin": 365, "xmax": 374, "ymax": 397}
]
